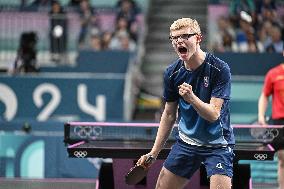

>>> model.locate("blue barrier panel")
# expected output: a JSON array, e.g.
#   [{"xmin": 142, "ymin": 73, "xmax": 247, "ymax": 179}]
[
  {"xmin": 0, "ymin": 121, "xmax": 101, "ymax": 179},
  {"xmin": 215, "ymin": 52, "xmax": 283, "ymax": 76},
  {"xmin": 0, "ymin": 73, "xmax": 125, "ymax": 121},
  {"xmin": 76, "ymin": 50, "xmax": 131, "ymax": 73},
  {"xmin": 40, "ymin": 50, "xmax": 132, "ymax": 73}
]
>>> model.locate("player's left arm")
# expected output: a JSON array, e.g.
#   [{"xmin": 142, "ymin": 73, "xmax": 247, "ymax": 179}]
[
  {"xmin": 192, "ymin": 95, "xmax": 223, "ymax": 122},
  {"xmin": 179, "ymin": 65, "xmax": 230, "ymax": 122},
  {"xmin": 179, "ymin": 83, "xmax": 223, "ymax": 122}
]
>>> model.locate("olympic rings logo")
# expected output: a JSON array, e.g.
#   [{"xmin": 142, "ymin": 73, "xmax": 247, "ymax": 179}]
[
  {"xmin": 74, "ymin": 150, "xmax": 88, "ymax": 158},
  {"xmin": 263, "ymin": 128, "xmax": 279, "ymax": 140},
  {"xmin": 254, "ymin": 153, "xmax": 267, "ymax": 161},
  {"xmin": 73, "ymin": 126, "xmax": 102, "ymax": 138},
  {"xmin": 250, "ymin": 128, "xmax": 279, "ymax": 141}
]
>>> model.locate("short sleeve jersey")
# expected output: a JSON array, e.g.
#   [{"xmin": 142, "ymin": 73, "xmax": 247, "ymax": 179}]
[
  {"xmin": 263, "ymin": 64, "xmax": 284, "ymax": 119},
  {"xmin": 163, "ymin": 53, "xmax": 235, "ymax": 146}
]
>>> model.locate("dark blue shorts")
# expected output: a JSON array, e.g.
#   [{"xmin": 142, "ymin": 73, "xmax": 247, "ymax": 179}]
[{"xmin": 164, "ymin": 140, "xmax": 234, "ymax": 179}]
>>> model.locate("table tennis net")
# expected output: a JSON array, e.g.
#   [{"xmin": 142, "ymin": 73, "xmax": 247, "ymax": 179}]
[{"xmin": 65, "ymin": 123, "xmax": 280, "ymax": 144}]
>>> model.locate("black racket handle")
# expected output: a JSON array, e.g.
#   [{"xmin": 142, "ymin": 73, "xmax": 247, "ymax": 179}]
[{"xmin": 145, "ymin": 155, "xmax": 154, "ymax": 165}]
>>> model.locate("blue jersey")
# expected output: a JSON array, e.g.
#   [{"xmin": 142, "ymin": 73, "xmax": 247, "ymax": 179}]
[{"xmin": 163, "ymin": 53, "xmax": 235, "ymax": 146}]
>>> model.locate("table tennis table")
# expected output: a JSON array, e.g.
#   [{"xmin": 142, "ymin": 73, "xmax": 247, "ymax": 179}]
[
  {"xmin": 67, "ymin": 140, "xmax": 274, "ymax": 161},
  {"xmin": 64, "ymin": 122, "xmax": 283, "ymax": 189}
]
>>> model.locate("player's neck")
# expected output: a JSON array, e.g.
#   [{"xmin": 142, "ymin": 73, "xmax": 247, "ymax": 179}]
[{"xmin": 184, "ymin": 49, "xmax": 206, "ymax": 71}]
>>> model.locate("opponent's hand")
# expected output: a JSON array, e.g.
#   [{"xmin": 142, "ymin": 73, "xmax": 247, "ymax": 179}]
[
  {"xmin": 136, "ymin": 154, "xmax": 156, "ymax": 168},
  {"xmin": 258, "ymin": 116, "xmax": 267, "ymax": 125},
  {"xmin": 178, "ymin": 82, "xmax": 194, "ymax": 102}
]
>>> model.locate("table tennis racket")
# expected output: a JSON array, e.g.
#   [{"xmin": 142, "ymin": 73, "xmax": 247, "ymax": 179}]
[{"xmin": 125, "ymin": 155, "xmax": 154, "ymax": 185}]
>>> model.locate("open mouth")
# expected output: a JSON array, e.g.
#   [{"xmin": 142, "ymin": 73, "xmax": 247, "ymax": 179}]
[{"xmin": 178, "ymin": 46, "xmax": 187, "ymax": 54}]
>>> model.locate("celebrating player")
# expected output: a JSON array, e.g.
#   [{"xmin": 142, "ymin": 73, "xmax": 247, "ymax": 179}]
[{"xmin": 137, "ymin": 17, "xmax": 235, "ymax": 189}]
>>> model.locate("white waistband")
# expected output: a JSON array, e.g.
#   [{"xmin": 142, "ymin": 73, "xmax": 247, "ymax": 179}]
[
  {"xmin": 179, "ymin": 131, "xmax": 203, "ymax": 146},
  {"xmin": 178, "ymin": 131, "xmax": 227, "ymax": 148}
]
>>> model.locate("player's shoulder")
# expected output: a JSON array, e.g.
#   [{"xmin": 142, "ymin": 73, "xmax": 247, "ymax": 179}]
[
  {"xmin": 164, "ymin": 58, "xmax": 183, "ymax": 77},
  {"xmin": 267, "ymin": 64, "xmax": 283, "ymax": 75},
  {"xmin": 205, "ymin": 52, "xmax": 230, "ymax": 72}
]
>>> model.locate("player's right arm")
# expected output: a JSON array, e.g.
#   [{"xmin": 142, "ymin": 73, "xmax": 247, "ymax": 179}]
[
  {"xmin": 137, "ymin": 101, "xmax": 178, "ymax": 165},
  {"xmin": 150, "ymin": 101, "xmax": 178, "ymax": 157},
  {"xmin": 258, "ymin": 92, "xmax": 269, "ymax": 125}
]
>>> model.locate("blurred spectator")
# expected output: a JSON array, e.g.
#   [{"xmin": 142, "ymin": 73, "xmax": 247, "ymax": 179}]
[
  {"xmin": 101, "ymin": 31, "xmax": 113, "ymax": 50},
  {"xmin": 266, "ymin": 26, "xmax": 284, "ymax": 53},
  {"xmin": 120, "ymin": 33, "xmax": 136, "ymax": 51},
  {"xmin": 246, "ymin": 30, "xmax": 264, "ymax": 52},
  {"xmin": 116, "ymin": 0, "xmax": 139, "ymax": 41},
  {"xmin": 69, "ymin": 0, "xmax": 81, "ymax": 7},
  {"xmin": 31, "ymin": 0, "xmax": 50, "ymax": 6},
  {"xmin": 10, "ymin": 32, "xmax": 38, "ymax": 74},
  {"xmin": 115, "ymin": 17, "xmax": 130, "ymax": 35},
  {"xmin": 49, "ymin": 0, "xmax": 67, "ymax": 63},
  {"xmin": 21, "ymin": 0, "xmax": 51, "ymax": 11},
  {"xmin": 255, "ymin": 0, "xmax": 276, "ymax": 15},
  {"xmin": 113, "ymin": 16, "xmax": 137, "ymax": 43},
  {"xmin": 257, "ymin": 20, "xmax": 273, "ymax": 48},
  {"xmin": 209, "ymin": 0, "xmax": 283, "ymax": 53},
  {"xmin": 235, "ymin": 12, "xmax": 255, "ymax": 52},
  {"xmin": 77, "ymin": 0, "xmax": 100, "ymax": 48},
  {"xmin": 68, "ymin": 0, "xmax": 81, "ymax": 11},
  {"xmin": 218, "ymin": 16, "xmax": 236, "ymax": 38},
  {"xmin": 229, "ymin": 0, "xmax": 256, "ymax": 27},
  {"xmin": 20, "ymin": 0, "xmax": 27, "ymax": 9},
  {"xmin": 259, "ymin": 7, "xmax": 279, "ymax": 25},
  {"xmin": 110, "ymin": 31, "xmax": 136, "ymax": 51},
  {"xmin": 89, "ymin": 34, "xmax": 102, "ymax": 51},
  {"xmin": 221, "ymin": 31, "xmax": 239, "ymax": 52},
  {"xmin": 211, "ymin": 16, "xmax": 237, "ymax": 52},
  {"xmin": 116, "ymin": 0, "xmax": 140, "ymax": 15}
]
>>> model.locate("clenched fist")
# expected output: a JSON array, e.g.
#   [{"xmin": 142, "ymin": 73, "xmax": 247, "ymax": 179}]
[{"xmin": 178, "ymin": 82, "xmax": 194, "ymax": 102}]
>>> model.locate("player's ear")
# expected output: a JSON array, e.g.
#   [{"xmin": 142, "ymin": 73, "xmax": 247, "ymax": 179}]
[{"xmin": 196, "ymin": 34, "xmax": 202, "ymax": 43}]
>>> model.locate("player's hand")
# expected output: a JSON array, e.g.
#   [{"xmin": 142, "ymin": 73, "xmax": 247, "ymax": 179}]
[
  {"xmin": 136, "ymin": 154, "xmax": 156, "ymax": 168},
  {"xmin": 178, "ymin": 83, "xmax": 194, "ymax": 102},
  {"xmin": 258, "ymin": 116, "xmax": 267, "ymax": 125}
]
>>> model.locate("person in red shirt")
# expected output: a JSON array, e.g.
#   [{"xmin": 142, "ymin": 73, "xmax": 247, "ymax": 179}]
[{"xmin": 258, "ymin": 55, "xmax": 284, "ymax": 189}]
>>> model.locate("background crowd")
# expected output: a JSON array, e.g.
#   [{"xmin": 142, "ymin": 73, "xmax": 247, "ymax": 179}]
[{"xmin": 211, "ymin": 0, "xmax": 284, "ymax": 53}]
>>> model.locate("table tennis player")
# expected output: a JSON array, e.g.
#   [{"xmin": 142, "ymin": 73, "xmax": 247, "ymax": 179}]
[
  {"xmin": 137, "ymin": 17, "xmax": 235, "ymax": 189},
  {"xmin": 258, "ymin": 46, "xmax": 284, "ymax": 189}
]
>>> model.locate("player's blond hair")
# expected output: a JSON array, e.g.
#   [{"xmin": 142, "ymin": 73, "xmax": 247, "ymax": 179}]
[{"xmin": 170, "ymin": 18, "xmax": 201, "ymax": 34}]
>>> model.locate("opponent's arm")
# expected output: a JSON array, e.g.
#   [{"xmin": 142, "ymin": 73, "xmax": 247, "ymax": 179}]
[
  {"xmin": 179, "ymin": 83, "xmax": 223, "ymax": 122},
  {"xmin": 137, "ymin": 101, "xmax": 177, "ymax": 164},
  {"xmin": 258, "ymin": 92, "xmax": 269, "ymax": 125}
]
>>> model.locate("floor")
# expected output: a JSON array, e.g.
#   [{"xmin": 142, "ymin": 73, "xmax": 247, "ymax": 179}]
[
  {"xmin": 0, "ymin": 178, "xmax": 98, "ymax": 189},
  {"xmin": 0, "ymin": 178, "xmax": 279, "ymax": 189},
  {"xmin": 252, "ymin": 183, "xmax": 278, "ymax": 189}
]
